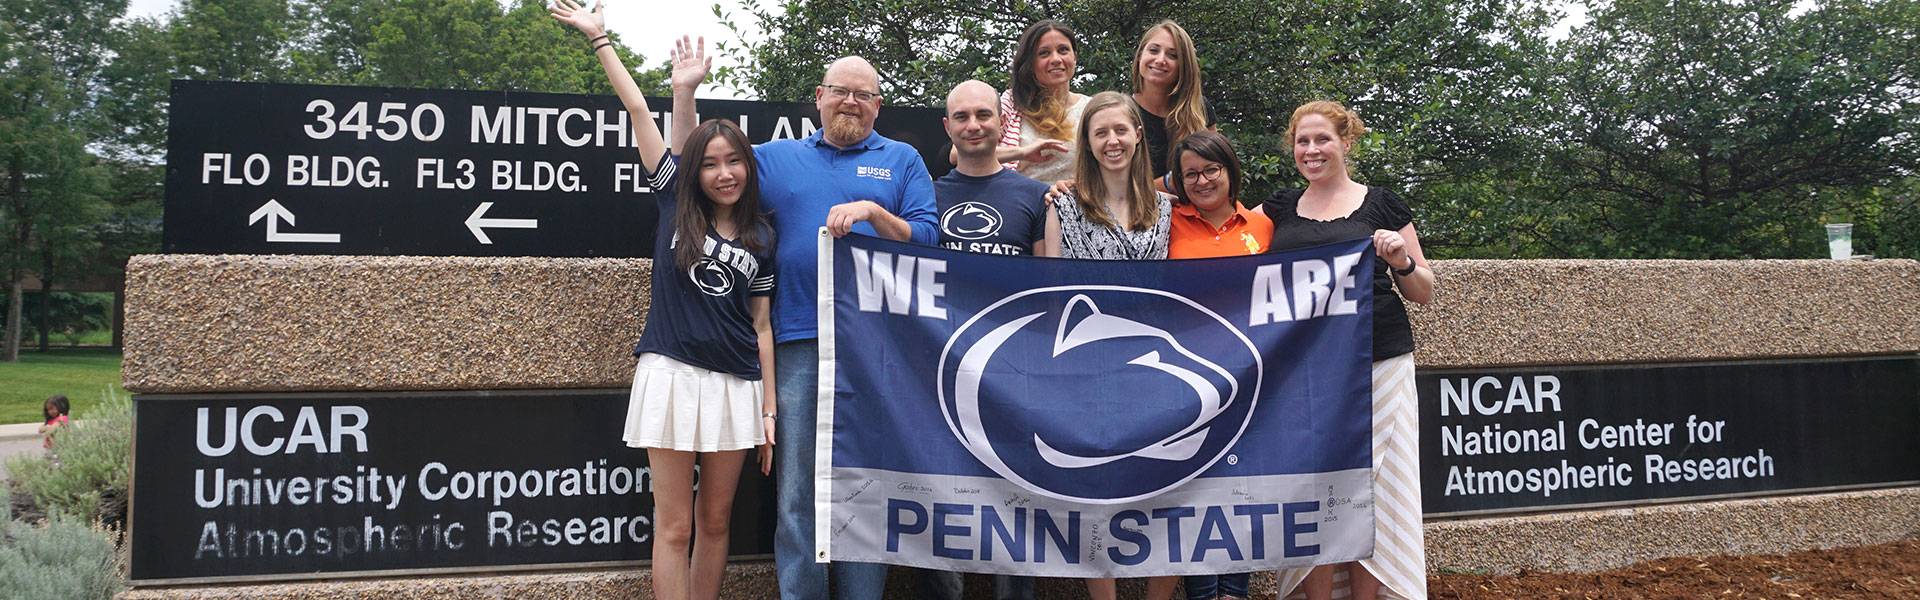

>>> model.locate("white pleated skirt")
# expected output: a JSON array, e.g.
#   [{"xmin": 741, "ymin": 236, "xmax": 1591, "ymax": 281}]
[
  {"xmin": 1277, "ymin": 352, "xmax": 1428, "ymax": 600},
  {"xmin": 622, "ymin": 353, "xmax": 765, "ymax": 452}
]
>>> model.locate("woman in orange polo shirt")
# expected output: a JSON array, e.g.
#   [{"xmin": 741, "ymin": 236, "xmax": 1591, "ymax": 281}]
[
  {"xmin": 1164, "ymin": 130, "xmax": 1268, "ymax": 600},
  {"xmin": 1168, "ymin": 131, "xmax": 1271, "ymax": 261}
]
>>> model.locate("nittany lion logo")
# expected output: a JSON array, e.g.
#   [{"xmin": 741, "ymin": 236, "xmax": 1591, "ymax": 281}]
[
  {"xmin": 689, "ymin": 258, "xmax": 734, "ymax": 296},
  {"xmin": 937, "ymin": 286, "xmax": 1261, "ymax": 504},
  {"xmin": 940, "ymin": 202, "xmax": 1004, "ymax": 241}
]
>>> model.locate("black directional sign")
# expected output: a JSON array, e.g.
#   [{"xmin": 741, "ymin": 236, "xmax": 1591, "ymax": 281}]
[
  {"xmin": 1418, "ymin": 356, "xmax": 1920, "ymax": 515},
  {"xmin": 129, "ymin": 389, "xmax": 777, "ymax": 583},
  {"xmin": 164, "ymin": 80, "xmax": 949, "ymax": 257}
]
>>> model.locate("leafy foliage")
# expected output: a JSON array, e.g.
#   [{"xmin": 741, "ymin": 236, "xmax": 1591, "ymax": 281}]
[
  {"xmin": 0, "ymin": 4, "xmax": 116, "ymax": 361},
  {"xmin": 1531, "ymin": 0, "xmax": 1920, "ymax": 258},
  {"xmin": 0, "ymin": 293, "xmax": 113, "ymax": 345},
  {"xmin": 267, "ymin": 0, "xmax": 653, "ymax": 94}
]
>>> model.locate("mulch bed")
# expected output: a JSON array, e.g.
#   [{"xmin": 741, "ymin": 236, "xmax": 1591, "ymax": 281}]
[{"xmin": 1431, "ymin": 540, "xmax": 1920, "ymax": 600}]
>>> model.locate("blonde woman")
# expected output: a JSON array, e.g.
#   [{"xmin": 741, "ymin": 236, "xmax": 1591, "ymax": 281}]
[
  {"xmin": 1265, "ymin": 101, "xmax": 1433, "ymax": 600},
  {"xmin": 1131, "ymin": 20, "xmax": 1218, "ymax": 192},
  {"xmin": 1040, "ymin": 90, "xmax": 1177, "ymax": 600},
  {"xmin": 1043, "ymin": 90, "xmax": 1171, "ymax": 261}
]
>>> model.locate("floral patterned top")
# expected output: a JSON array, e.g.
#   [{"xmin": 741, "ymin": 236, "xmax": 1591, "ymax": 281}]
[{"xmin": 1054, "ymin": 191, "xmax": 1173, "ymax": 260}]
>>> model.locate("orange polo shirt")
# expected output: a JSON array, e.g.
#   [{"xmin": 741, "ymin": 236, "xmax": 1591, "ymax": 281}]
[{"xmin": 1169, "ymin": 201, "xmax": 1274, "ymax": 258}]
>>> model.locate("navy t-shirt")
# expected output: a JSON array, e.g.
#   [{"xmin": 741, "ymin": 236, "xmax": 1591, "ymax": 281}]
[
  {"xmin": 630, "ymin": 153, "xmax": 777, "ymax": 380},
  {"xmin": 933, "ymin": 168, "xmax": 1050, "ymax": 255}
]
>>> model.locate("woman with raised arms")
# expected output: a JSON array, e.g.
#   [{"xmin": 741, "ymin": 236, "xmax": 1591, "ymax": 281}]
[
  {"xmin": 1265, "ymin": 101, "xmax": 1434, "ymax": 600},
  {"xmin": 551, "ymin": 3, "xmax": 775, "ymax": 599}
]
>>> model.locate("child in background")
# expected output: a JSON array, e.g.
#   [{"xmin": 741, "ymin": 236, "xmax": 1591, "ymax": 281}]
[{"xmin": 40, "ymin": 394, "xmax": 70, "ymax": 449}]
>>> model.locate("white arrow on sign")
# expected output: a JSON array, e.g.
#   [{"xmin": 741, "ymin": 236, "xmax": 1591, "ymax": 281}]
[
  {"xmin": 248, "ymin": 199, "xmax": 342, "ymax": 243},
  {"xmin": 464, "ymin": 202, "xmax": 539, "ymax": 244}
]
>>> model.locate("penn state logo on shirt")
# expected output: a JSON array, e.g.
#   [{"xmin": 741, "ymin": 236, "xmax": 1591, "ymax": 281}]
[
  {"xmin": 936, "ymin": 286, "xmax": 1261, "ymax": 504},
  {"xmin": 689, "ymin": 258, "xmax": 735, "ymax": 296},
  {"xmin": 940, "ymin": 202, "xmax": 1004, "ymax": 241}
]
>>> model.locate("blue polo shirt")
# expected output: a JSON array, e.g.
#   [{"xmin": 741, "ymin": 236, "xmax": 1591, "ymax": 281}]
[{"xmin": 756, "ymin": 129, "xmax": 938, "ymax": 343}]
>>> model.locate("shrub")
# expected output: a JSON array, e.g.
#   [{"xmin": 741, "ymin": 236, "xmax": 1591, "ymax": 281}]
[
  {"xmin": 6, "ymin": 387, "xmax": 131, "ymax": 527},
  {"xmin": 0, "ymin": 503, "xmax": 126, "ymax": 600}
]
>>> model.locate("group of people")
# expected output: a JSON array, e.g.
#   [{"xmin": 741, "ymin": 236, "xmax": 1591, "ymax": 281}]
[{"xmin": 550, "ymin": 2, "xmax": 1433, "ymax": 599}]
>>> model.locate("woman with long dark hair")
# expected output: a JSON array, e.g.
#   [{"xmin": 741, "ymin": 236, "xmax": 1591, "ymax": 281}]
[
  {"xmin": 949, "ymin": 20, "xmax": 1088, "ymax": 184},
  {"xmin": 998, "ymin": 19, "xmax": 1091, "ymax": 183},
  {"xmin": 553, "ymin": 4, "xmax": 776, "ymax": 599}
]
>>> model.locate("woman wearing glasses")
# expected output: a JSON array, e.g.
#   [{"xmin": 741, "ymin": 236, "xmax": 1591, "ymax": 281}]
[
  {"xmin": 1164, "ymin": 130, "xmax": 1268, "ymax": 600},
  {"xmin": 1168, "ymin": 131, "xmax": 1270, "ymax": 261}
]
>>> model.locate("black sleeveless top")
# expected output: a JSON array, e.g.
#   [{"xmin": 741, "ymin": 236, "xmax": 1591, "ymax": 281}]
[{"xmin": 1262, "ymin": 187, "xmax": 1416, "ymax": 360}]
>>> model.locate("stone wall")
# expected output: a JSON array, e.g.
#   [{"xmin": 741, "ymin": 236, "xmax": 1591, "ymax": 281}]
[{"xmin": 120, "ymin": 255, "xmax": 1920, "ymax": 598}]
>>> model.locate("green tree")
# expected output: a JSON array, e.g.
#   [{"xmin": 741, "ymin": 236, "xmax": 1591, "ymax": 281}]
[
  {"xmin": 0, "ymin": 0, "xmax": 118, "ymax": 362},
  {"xmin": 1531, "ymin": 0, "xmax": 1920, "ymax": 258},
  {"xmin": 280, "ymin": 0, "xmax": 652, "ymax": 95},
  {"xmin": 170, "ymin": 0, "xmax": 294, "ymax": 82}
]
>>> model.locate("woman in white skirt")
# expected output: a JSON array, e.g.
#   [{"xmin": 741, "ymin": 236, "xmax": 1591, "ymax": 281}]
[
  {"xmin": 1262, "ymin": 101, "xmax": 1436, "ymax": 600},
  {"xmin": 553, "ymin": 4, "xmax": 776, "ymax": 600}
]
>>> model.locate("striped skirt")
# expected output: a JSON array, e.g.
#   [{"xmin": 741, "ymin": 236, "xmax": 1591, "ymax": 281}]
[{"xmin": 1277, "ymin": 353, "xmax": 1426, "ymax": 600}]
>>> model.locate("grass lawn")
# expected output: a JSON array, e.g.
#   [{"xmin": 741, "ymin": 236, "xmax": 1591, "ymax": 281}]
[{"xmin": 0, "ymin": 347, "xmax": 124, "ymax": 424}]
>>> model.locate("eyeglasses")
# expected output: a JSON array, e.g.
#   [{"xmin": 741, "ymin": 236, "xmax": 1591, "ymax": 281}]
[
  {"xmin": 821, "ymin": 85, "xmax": 881, "ymax": 104},
  {"xmin": 1181, "ymin": 164, "xmax": 1226, "ymax": 184}
]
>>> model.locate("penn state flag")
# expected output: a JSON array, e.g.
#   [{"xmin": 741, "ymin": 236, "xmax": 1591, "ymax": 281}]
[{"xmin": 816, "ymin": 231, "xmax": 1376, "ymax": 577}]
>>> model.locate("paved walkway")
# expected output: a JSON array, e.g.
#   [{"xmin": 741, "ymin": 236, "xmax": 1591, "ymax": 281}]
[{"xmin": 0, "ymin": 423, "xmax": 47, "ymax": 483}]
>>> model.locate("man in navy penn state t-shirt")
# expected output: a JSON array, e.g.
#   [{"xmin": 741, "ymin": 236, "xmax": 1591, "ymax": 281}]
[
  {"xmin": 934, "ymin": 80, "xmax": 1049, "ymax": 256},
  {"xmin": 916, "ymin": 80, "xmax": 1048, "ymax": 600}
]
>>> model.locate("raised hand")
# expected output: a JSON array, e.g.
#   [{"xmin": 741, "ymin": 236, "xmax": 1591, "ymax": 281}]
[
  {"xmin": 547, "ymin": 0, "xmax": 605, "ymax": 39},
  {"xmin": 670, "ymin": 35, "xmax": 712, "ymax": 94},
  {"xmin": 1021, "ymin": 139, "xmax": 1070, "ymax": 164}
]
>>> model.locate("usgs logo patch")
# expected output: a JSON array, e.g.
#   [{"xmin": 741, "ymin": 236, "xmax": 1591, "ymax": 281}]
[{"xmin": 936, "ymin": 286, "xmax": 1261, "ymax": 504}]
